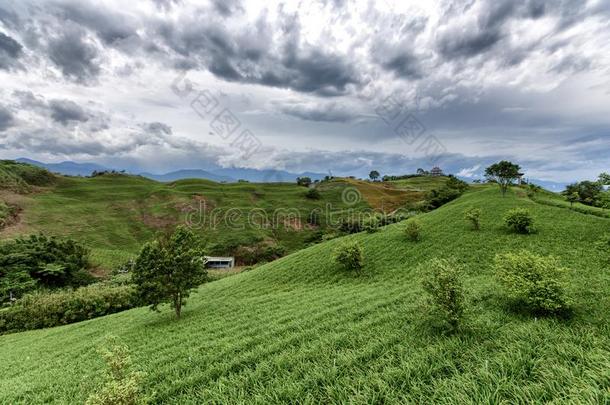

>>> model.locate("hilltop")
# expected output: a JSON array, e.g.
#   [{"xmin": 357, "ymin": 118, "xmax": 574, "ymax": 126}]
[
  {"xmin": 0, "ymin": 161, "xmax": 449, "ymax": 271},
  {"xmin": 1, "ymin": 186, "xmax": 608, "ymax": 403}
]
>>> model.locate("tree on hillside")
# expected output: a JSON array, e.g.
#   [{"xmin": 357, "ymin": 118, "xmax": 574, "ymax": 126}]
[
  {"xmin": 599, "ymin": 172, "xmax": 610, "ymax": 185},
  {"xmin": 484, "ymin": 161, "xmax": 521, "ymax": 196},
  {"xmin": 563, "ymin": 181, "xmax": 603, "ymax": 206},
  {"xmin": 132, "ymin": 226, "xmax": 207, "ymax": 319},
  {"xmin": 369, "ymin": 170, "xmax": 380, "ymax": 181},
  {"xmin": 296, "ymin": 177, "xmax": 312, "ymax": 187},
  {"xmin": 566, "ymin": 192, "xmax": 579, "ymax": 207}
]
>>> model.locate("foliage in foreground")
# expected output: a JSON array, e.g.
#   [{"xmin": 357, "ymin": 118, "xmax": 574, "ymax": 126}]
[
  {"xmin": 0, "ymin": 283, "xmax": 136, "ymax": 334},
  {"xmin": 504, "ymin": 208, "xmax": 534, "ymax": 234},
  {"xmin": 132, "ymin": 226, "xmax": 207, "ymax": 318},
  {"xmin": 494, "ymin": 250, "xmax": 571, "ymax": 314},
  {"xmin": 463, "ymin": 207, "xmax": 482, "ymax": 230},
  {"xmin": 405, "ymin": 219, "xmax": 422, "ymax": 241},
  {"xmin": 333, "ymin": 241, "xmax": 364, "ymax": 273},
  {"xmin": 0, "ymin": 234, "xmax": 93, "ymax": 304},
  {"xmin": 86, "ymin": 337, "xmax": 145, "ymax": 405},
  {"xmin": 421, "ymin": 258, "xmax": 465, "ymax": 331}
]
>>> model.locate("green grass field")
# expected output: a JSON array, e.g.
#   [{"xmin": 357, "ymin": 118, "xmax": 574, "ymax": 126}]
[
  {"xmin": 1, "ymin": 186, "xmax": 609, "ymax": 403},
  {"xmin": 0, "ymin": 166, "xmax": 444, "ymax": 271}
]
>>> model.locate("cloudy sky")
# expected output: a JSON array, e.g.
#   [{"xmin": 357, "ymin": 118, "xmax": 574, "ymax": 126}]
[{"xmin": 0, "ymin": 0, "xmax": 609, "ymax": 185}]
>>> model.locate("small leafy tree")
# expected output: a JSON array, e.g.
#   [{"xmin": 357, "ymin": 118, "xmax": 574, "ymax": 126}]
[
  {"xmin": 566, "ymin": 192, "xmax": 579, "ymax": 207},
  {"xmin": 463, "ymin": 207, "xmax": 482, "ymax": 230},
  {"xmin": 598, "ymin": 172, "xmax": 610, "ymax": 185},
  {"xmin": 504, "ymin": 208, "xmax": 534, "ymax": 234},
  {"xmin": 132, "ymin": 226, "xmax": 207, "ymax": 318},
  {"xmin": 333, "ymin": 241, "xmax": 364, "ymax": 273},
  {"xmin": 405, "ymin": 219, "xmax": 422, "ymax": 241},
  {"xmin": 86, "ymin": 337, "xmax": 144, "ymax": 405},
  {"xmin": 296, "ymin": 177, "xmax": 312, "ymax": 187},
  {"xmin": 421, "ymin": 258, "xmax": 465, "ymax": 332},
  {"xmin": 494, "ymin": 251, "xmax": 571, "ymax": 314},
  {"xmin": 485, "ymin": 161, "xmax": 521, "ymax": 196},
  {"xmin": 369, "ymin": 170, "xmax": 380, "ymax": 181}
]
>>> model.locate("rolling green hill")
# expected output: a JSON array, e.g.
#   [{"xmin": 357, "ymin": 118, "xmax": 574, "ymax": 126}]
[
  {"xmin": 1, "ymin": 186, "xmax": 608, "ymax": 403},
  {"xmin": 0, "ymin": 161, "xmax": 444, "ymax": 271}
]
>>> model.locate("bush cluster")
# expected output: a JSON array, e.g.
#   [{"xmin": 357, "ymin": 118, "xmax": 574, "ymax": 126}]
[
  {"xmin": 305, "ymin": 188, "xmax": 321, "ymax": 199},
  {"xmin": 338, "ymin": 212, "xmax": 413, "ymax": 235},
  {"xmin": 421, "ymin": 259, "xmax": 465, "ymax": 331},
  {"xmin": 494, "ymin": 251, "xmax": 571, "ymax": 314},
  {"xmin": 405, "ymin": 219, "xmax": 422, "ymax": 242},
  {"xmin": 86, "ymin": 337, "xmax": 144, "ymax": 405},
  {"xmin": 0, "ymin": 234, "xmax": 93, "ymax": 304},
  {"xmin": 333, "ymin": 241, "xmax": 364, "ymax": 273},
  {"xmin": 425, "ymin": 176, "xmax": 469, "ymax": 210},
  {"xmin": 463, "ymin": 207, "xmax": 482, "ymax": 230},
  {"xmin": 0, "ymin": 284, "xmax": 136, "ymax": 334},
  {"xmin": 504, "ymin": 208, "xmax": 534, "ymax": 234}
]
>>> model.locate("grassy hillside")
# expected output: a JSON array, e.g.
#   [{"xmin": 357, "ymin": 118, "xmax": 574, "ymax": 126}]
[
  {"xmin": 1, "ymin": 186, "xmax": 608, "ymax": 403},
  {"xmin": 0, "ymin": 163, "xmax": 444, "ymax": 270},
  {"xmin": 529, "ymin": 187, "xmax": 610, "ymax": 218}
]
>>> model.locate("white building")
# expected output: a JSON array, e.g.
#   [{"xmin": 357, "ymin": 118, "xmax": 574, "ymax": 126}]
[{"xmin": 205, "ymin": 256, "xmax": 235, "ymax": 269}]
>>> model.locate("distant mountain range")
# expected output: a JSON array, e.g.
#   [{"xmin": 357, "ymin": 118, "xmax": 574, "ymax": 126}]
[
  {"xmin": 14, "ymin": 158, "xmax": 568, "ymax": 190},
  {"xmin": 16, "ymin": 158, "xmax": 326, "ymax": 184}
]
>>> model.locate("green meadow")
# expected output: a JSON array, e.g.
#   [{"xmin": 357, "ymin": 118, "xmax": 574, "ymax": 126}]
[
  {"xmin": 1, "ymin": 186, "xmax": 609, "ymax": 403},
  {"xmin": 1, "ymin": 167, "xmax": 435, "ymax": 271}
]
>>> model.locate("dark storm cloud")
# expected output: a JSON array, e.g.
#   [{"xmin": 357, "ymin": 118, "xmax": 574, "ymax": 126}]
[
  {"xmin": 48, "ymin": 25, "xmax": 100, "ymax": 84},
  {"xmin": 0, "ymin": 106, "xmax": 14, "ymax": 132},
  {"xmin": 374, "ymin": 49, "xmax": 422, "ymax": 80},
  {"xmin": 0, "ymin": 32, "xmax": 23, "ymax": 70},
  {"xmin": 437, "ymin": 0, "xmax": 547, "ymax": 60},
  {"xmin": 49, "ymin": 99, "xmax": 89, "ymax": 125},
  {"xmin": 156, "ymin": 12, "xmax": 360, "ymax": 96},
  {"xmin": 49, "ymin": 1, "xmax": 138, "ymax": 45}
]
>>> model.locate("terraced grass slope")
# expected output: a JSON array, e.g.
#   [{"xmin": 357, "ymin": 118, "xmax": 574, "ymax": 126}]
[
  {"xmin": 0, "ymin": 163, "xmax": 441, "ymax": 270},
  {"xmin": 1, "ymin": 186, "xmax": 608, "ymax": 403}
]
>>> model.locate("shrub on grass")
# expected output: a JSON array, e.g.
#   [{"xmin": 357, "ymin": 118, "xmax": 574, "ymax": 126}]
[
  {"xmin": 463, "ymin": 207, "xmax": 482, "ymax": 230},
  {"xmin": 333, "ymin": 241, "xmax": 364, "ymax": 273},
  {"xmin": 86, "ymin": 337, "xmax": 145, "ymax": 405},
  {"xmin": 504, "ymin": 208, "xmax": 534, "ymax": 234},
  {"xmin": 305, "ymin": 188, "xmax": 321, "ymax": 199},
  {"xmin": 494, "ymin": 251, "xmax": 571, "ymax": 314},
  {"xmin": 0, "ymin": 283, "xmax": 136, "ymax": 334},
  {"xmin": 405, "ymin": 219, "xmax": 422, "ymax": 242},
  {"xmin": 421, "ymin": 258, "xmax": 465, "ymax": 331}
]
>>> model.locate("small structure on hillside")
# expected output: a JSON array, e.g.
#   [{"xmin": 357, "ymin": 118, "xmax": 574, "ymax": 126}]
[
  {"xmin": 205, "ymin": 256, "xmax": 235, "ymax": 269},
  {"xmin": 430, "ymin": 167, "xmax": 443, "ymax": 176}
]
